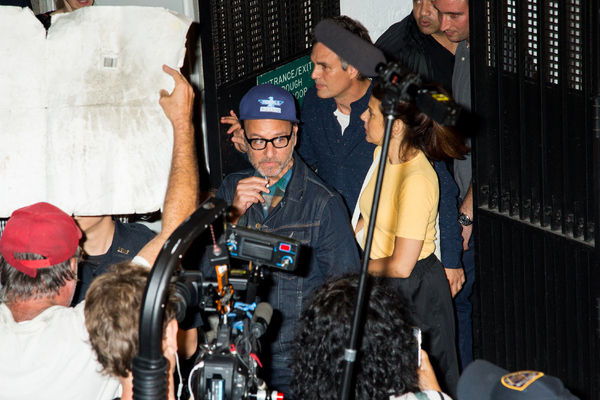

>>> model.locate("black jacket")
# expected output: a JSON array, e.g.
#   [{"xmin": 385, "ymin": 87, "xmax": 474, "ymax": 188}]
[
  {"xmin": 73, "ymin": 219, "xmax": 155, "ymax": 304},
  {"xmin": 375, "ymin": 14, "xmax": 454, "ymax": 91}
]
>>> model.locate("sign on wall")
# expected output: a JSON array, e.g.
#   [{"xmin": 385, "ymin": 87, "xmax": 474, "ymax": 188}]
[{"xmin": 257, "ymin": 55, "xmax": 314, "ymax": 107}]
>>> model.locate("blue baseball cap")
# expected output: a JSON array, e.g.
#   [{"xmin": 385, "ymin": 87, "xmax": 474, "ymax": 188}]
[{"xmin": 239, "ymin": 83, "xmax": 299, "ymax": 123}]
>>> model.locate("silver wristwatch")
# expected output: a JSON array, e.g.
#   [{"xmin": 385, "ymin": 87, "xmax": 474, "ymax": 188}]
[{"xmin": 458, "ymin": 212, "xmax": 473, "ymax": 226}]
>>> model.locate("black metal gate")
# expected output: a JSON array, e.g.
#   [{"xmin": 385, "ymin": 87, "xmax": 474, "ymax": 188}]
[
  {"xmin": 199, "ymin": 0, "xmax": 338, "ymax": 189},
  {"xmin": 470, "ymin": 1, "xmax": 600, "ymax": 398}
]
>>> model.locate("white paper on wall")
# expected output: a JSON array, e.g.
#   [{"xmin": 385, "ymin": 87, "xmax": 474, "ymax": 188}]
[{"xmin": 0, "ymin": 6, "xmax": 193, "ymax": 217}]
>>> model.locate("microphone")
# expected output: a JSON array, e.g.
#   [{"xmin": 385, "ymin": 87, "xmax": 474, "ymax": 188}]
[
  {"xmin": 314, "ymin": 19, "xmax": 386, "ymax": 77},
  {"xmin": 251, "ymin": 302, "xmax": 273, "ymax": 339}
]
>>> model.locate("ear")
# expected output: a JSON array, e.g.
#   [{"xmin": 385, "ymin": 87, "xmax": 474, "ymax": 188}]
[
  {"xmin": 291, "ymin": 124, "xmax": 298, "ymax": 147},
  {"xmin": 392, "ymin": 119, "xmax": 405, "ymax": 137},
  {"xmin": 347, "ymin": 64, "xmax": 360, "ymax": 80},
  {"xmin": 70, "ymin": 257, "xmax": 77, "ymax": 273}
]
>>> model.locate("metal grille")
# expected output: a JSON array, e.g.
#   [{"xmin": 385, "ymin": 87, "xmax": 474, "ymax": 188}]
[
  {"xmin": 524, "ymin": 0, "xmax": 539, "ymax": 79},
  {"xmin": 485, "ymin": 0, "xmax": 496, "ymax": 67},
  {"xmin": 502, "ymin": 0, "xmax": 517, "ymax": 73},
  {"xmin": 544, "ymin": 1, "xmax": 560, "ymax": 85},
  {"xmin": 208, "ymin": 0, "xmax": 333, "ymax": 86},
  {"xmin": 566, "ymin": 0, "xmax": 582, "ymax": 91},
  {"xmin": 473, "ymin": 0, "xmax": 599, "ymax": 398},
  {"xmin": 477, "ymin": 213, "xmax": 596, "ymax": 396}
]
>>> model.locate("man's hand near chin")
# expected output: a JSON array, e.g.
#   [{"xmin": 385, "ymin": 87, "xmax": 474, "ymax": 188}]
[{"xmin": 229, "ymin": 177, "xmax": 270, "ymax": 224}]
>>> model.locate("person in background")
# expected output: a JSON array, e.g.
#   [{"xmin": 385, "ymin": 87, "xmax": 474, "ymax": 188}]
[
  {"xmin": 457, "ymin": 359, "xmax": 580, "ymax": 400},
  {"xmin": 0, "ymin": 64, "xmax": 198, "ymax": 400},
  {"xmin": 434, "ymin": 0, "xmax": 475, "ymax": 370},
  {"xmin": 291, "ymin": 275, "xmax": 452, "ymax": 400},
  {"xmin": 71, "ymin": 215, "xmax": 155, "ymax": 304},
  {"xmin": 37, "ymin": 0, "xmax": 94, "ymax": 30},
  {"xmin": 375, "ymin": 0, "xmax": 457, "ymax": 92},
  {"xmin": 85, "ymin": 262, "xmax": 181, "ymax": 400}
]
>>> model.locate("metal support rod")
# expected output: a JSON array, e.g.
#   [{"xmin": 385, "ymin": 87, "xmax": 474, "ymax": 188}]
[
  {"xmin": 338, "ymin": 103, "xmax": 399, "ymax": 400},
  {"xmin": 132, "ymin": 197, "xmax": 227, "ymax": 400}
]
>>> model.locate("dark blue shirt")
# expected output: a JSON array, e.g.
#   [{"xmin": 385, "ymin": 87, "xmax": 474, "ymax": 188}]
[
  {"xmin": 297, "ymin": 83, "xmax": 376, "ymax": 213},
  {"xmin": 434, "ymin": 161, "xmax": 463, "ymax": 270},
  {"xmin": 73, "ymin": 219, "xmax": 155, "ymax": 304}
]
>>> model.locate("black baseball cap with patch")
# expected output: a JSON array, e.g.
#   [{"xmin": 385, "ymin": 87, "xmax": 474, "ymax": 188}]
[{"xmin": 457, "ymin": 360, "xmax": 579, "ymax": 400}]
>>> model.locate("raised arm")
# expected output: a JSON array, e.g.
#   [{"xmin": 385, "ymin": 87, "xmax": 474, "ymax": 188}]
[{"xmin": 137, "ymin": 65, "xmax": 199, "ymax": 265}]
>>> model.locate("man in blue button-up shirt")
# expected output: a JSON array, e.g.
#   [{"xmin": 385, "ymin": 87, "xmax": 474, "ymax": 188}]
[{"xmin": 297, "ymin": 16, "xmax": 375, "ymax": 214}]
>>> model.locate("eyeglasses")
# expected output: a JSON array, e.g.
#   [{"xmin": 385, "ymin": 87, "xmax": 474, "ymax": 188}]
[{"xmin": 244, "ymin": 130, "xmax": 294, "ymax": 151}]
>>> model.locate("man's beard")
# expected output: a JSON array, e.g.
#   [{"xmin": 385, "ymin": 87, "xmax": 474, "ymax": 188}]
[{"xmin": 250, "ymin": 151, "xmax": 294, "ymax": 179}]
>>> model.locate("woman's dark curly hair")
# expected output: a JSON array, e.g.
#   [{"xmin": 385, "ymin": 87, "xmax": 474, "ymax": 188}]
[
  {"xmin": 290, "ymin": 275, "xmax": 419, "ymax": 399},
  {"xmin": 372, "ymin": 81, "xmax": 470, "ymax": 162}
]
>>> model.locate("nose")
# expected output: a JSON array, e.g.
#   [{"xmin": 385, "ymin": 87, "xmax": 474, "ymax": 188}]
[
  {"xmin": 421, "ymin": 0, "xmax": 434, "ymax": 15},
  {"xmin": 360, "ymin": 109, "xmax": 368, "ymax": 122},
  {"xmin": 439, "ymin": 14, "xmax": 450, "ymax": 32},
  {"xmin": 311, "ymin": 64, "xmax": 320, "ymax": 80},
  {"xmin": 264, "ymin": 141, "xmax": 277, "ymax": 157}
]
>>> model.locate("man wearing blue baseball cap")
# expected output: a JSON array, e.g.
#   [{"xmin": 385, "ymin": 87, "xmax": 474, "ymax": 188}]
[{"xmin": 213, "ymin": 83, "xmax": 361, "ymax": 397}]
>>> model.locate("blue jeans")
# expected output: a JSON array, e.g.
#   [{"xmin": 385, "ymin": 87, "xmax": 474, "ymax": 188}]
[
  {"xmin": 264, "ymin": 364, "xmax": 292, "ymax": 398},
  {"xmin": 454, "ymin": 235, "xmax": 475, "ymax": 370}
]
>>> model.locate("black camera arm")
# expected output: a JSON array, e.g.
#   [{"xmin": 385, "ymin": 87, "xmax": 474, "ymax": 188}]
[{"xmin": 132, "ymin": 197, "xmax": 228, "ymax": 400}]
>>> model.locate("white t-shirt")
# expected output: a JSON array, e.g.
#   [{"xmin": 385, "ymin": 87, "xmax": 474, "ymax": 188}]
[
  {"xmin": 334, "ymin": 108, "xmax": 351, "ymax": 135},
  {"xmin": 0, "ymin": 301, "xmax": 121, "ymax": 400}
]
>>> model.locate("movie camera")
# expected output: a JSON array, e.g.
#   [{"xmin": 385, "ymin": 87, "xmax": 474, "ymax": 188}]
[{"xmin": 132, "ymin": 198, "xmax": 300, "ymax": 400}]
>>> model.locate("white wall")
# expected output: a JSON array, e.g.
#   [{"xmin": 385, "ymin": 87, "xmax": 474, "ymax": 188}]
[
  {"xmin": 40, "ymin": 0, "xmax": 413, "ymax": 44},
  {"xmin": 341, "ymin": 0, "xmax": 412, "ymax": 42}
]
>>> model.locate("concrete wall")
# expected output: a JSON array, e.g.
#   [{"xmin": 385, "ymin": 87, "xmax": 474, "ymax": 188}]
[{"xmin": 341, "ymin": 0, "xmax": 412, "ymax": 42}]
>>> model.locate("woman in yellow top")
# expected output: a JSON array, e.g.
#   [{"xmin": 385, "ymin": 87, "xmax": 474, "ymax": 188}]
[{"xmin": 356, "ymin": 82, "xmax": 468, "ymax": 398}]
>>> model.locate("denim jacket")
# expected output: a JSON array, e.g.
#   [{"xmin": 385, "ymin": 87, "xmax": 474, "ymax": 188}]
[{"xmin": 215, "ymin": 153, "xmax": 361, "ymax": 368}]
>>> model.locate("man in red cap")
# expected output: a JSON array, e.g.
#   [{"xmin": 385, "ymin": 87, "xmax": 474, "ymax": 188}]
[{"xmin": 0, "ymin": 65, "xmax": 198, "ymax": 400}]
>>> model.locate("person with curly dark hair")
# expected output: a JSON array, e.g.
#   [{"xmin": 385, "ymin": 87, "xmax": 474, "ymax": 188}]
[{"xmin": 291, "ymin": 275, "xmax": 451, "ymax": 400}]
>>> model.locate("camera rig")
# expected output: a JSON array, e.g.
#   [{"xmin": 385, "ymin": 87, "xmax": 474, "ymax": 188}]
[{"xmin": 132, "ymin": 198, "xmax": 299, "ymax": 400}]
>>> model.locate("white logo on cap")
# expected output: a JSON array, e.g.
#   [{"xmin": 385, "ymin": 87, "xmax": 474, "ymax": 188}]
[{"xmin": 258, "ymin": 97, "xmax": 283, "ymax": 114}]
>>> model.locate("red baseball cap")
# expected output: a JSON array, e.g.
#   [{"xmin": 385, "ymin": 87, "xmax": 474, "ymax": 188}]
[{"xmin": 0, "ymin": 202, "xmax": 82, "ymax": 278}]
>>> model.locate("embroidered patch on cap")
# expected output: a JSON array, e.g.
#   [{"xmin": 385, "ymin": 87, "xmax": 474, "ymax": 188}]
[
  {"xmin": 259, "ymin": 97, "xmax": 284, "ymax": 114},
  {"xmin": 501, "ymin": 371, "xmax": 545, "ymax": 391}
]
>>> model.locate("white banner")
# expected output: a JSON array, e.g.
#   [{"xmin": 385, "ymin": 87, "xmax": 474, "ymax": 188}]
[{"xmin": 0, "ymin": 6, "xmax": 192, "ymax": 217}]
